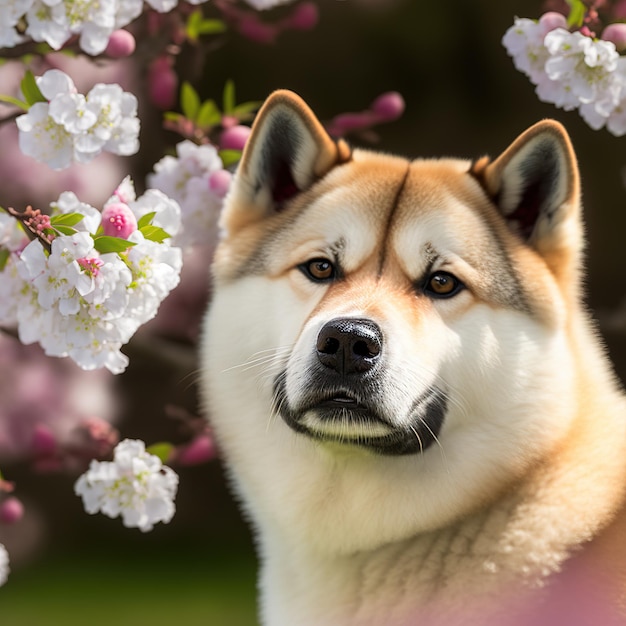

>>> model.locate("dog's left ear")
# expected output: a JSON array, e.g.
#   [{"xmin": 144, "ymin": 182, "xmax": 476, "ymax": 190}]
[
  {"xmin": 222, "ymin": 90, "xmax": 351, "ymax": 233},
  {"xmin": 471, "ymin": 120, "xmax": 582, "ymax": 272}
]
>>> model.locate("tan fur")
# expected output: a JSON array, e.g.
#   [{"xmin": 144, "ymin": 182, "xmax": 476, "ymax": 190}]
[{"xmin": 201, "ymin": 90, "xmax": 626, "ymax": 624}]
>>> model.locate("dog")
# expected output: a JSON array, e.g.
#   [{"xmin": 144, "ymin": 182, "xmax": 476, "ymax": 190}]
[{"xmin": 200, "ymin": 90, "xmax": 626, "ymax": 625}]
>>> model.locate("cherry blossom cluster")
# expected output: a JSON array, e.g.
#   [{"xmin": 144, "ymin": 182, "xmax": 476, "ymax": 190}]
[
  {"xmin": 74, "ymin": 439, "xmax": 178, "ymax": 532},
  {"xmin": 0, "ymin": 0, "xmax": 302, "ymax": 55},
  {"xmin": 503, "ymin": 13, "xmax": 626, "ymax": 135},
  {"xmin": 0, "ymin": 177, "xmax": 183, "ymax": 374},
  {"xmin": 16, "ymin": 69, "xmax": 139, "ymax": 170},
  {"xmin": 0, "ymin": 0, "xmax": 208, "ymax": 55},
  {"xmin": 148, "ymin": 140, "xmax": 233, "ymax": 248}
]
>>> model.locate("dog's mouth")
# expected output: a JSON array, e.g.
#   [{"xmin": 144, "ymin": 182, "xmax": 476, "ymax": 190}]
[{"xmin": 274, "ymin": 376, "xmax": 447, "ymax": 456}]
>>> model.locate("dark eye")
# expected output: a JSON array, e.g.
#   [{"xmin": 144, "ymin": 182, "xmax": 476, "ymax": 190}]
[
  {"xmin": 300, "ymin": 258, "xmax": 336, "ymax": 282},
  {"xmin": 424, "ymin": 271, "xmax": 463, "ymax": 298}
]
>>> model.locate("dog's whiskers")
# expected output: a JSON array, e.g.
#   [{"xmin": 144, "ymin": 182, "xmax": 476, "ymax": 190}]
[{"xmin": 222, "ymin": 345, "xmax": 292, "ymax": 374}]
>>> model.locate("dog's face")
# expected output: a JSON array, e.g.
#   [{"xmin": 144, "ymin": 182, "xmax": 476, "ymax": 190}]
[{"xmin": 201, "ymin": 91, "xmax": 583, "ymax": 553}]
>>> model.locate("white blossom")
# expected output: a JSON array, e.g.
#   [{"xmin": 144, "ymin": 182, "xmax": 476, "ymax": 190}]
[
  {"xmin": 0, "ymin": 544, "xmax": 9, "ymax": 587},
  {"xmin": 15, "ymin": 70, "xmax": 140, "ymax": 170},
  {"xmin": 147, "ymin": 141, "xmax": 228, "ymax": 247},
  {"xmin": 74, "ymin": 439, "xmax": 179, "ymax": 532},
  {"xmin": 16, "ymin": 101, "xmax": 75, "ymax": 170},
  {"xmin": 503, "ymin": 19, "xmax": 626, "ymax": 136}
]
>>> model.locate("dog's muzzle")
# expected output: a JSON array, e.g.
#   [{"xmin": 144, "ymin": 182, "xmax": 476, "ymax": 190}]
[{"xmin": 274, "ymin": 317, "xmax": 447, "ymax": 456}]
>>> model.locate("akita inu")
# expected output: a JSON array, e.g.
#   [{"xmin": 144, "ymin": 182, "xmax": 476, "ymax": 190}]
[{"xmin": 200, "ymin": 90, "xmax": 626, "ymax": 625}]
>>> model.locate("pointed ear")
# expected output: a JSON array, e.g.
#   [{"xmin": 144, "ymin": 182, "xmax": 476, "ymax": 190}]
[
  {"xmin": 470, "ymin": 120, "xmax": 582, "ymax": 267},
  {"xmin": 222, "ymin": 90, "xmax": 351, "ymax": 233}
]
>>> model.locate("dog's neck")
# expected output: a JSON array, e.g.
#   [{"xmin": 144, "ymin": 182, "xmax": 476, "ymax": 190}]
[{"xmin": 260, "ymin": 383, "xmax": 626, "ymax": 625}]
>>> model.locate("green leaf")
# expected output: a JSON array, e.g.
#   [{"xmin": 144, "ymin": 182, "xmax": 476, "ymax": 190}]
[
  {"xmin": 196, "ymin": 19, "xmax": 227, "ymax": 35},
  {"xmin": 163, "ymin": 111, "xmax": 184, "ymax": 123},
  {"xmin": 0, "ymin": 248, "xmax": 10, "ymax": 272},
  {"xmin": 223, "ymin": 80, "xmax": 236, "ymax": 116},
  {"xmin": 181, "ymin": 81, "xmax": 201, "ymax": 122},
  {"xmin": 566, "ymin": 0, "xmax": 586, "ymax": 28},
  {"xmin": 0, "ymin": 94, "xmax": 29, "ymax": 111},
  {"xmin": 20, "ymin": 70, "xmax": 46, "ymax": 107},
  {"xmin": 233, "ymin": 100, "xmax": 262, "ymax": 121},
  {"xmin": 51, "ymin": 225, "xmax": 78, "ymax": 236},
  {"xmin": 147, "ymin": 442, "xmax": 174, "ymax": 463},
  {"xmin": 219, "ymin": 149, "xmax": 242, "ymax": 168},
  {"xmin": 186, "ymin": 9, "xmax": 203, "ymax": 40},
  {"xmin": 196, "ymin": 99, "xmax": 221, "ymax": 128},
  {"xmin": 186, "ymin": 10, "xmax": 227, "ymax": 41},
  {"xmin": 137, "ymin": 211, "xmax": 156, "ymax": 229},
  {"xmin": 140, "ymin": 225, "xmax": 170, "ymax": 243},
  {"xmin": 92, "ymin": 235, "xmax": 136, "ymax": 254},
  {"xmin": 50, "ymin": 212, "xmax": 85, "ymax": 227}
]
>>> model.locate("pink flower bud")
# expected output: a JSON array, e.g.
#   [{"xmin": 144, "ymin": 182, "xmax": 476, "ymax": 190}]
[
  {"xmin": 370, "ymin": 91, "xmax": 405, "ymax": 121},
  {"xmin": 329, "ymin": 112, "xmax": 374, "ymax": 136},
  {"xmin": 538, "ymin": 11, "xmax": 568, "ymax": 36},
  {"xmin": 101, "ymin": 202, "xmax": 138, "ymax": 239},
  {"xmin": 287, "ymin": 2, "xmax": 319, "ymax": 30},
  {"xmin": 0, "ymin": 497, "xmax": 24, "ymax": 524},
  {"xmin": 238, "ymin": 17, "xmax": 277, "ymax": 44},
  {"xmin": 220, "ymin": 125, "xmax": 252, "ymax": 151},
  {"xmin": 209, "ymin": 169, "xmax": 232, "ymax": 198},
  {"xmin": 601, "ymin": 23, "xmax": 626, "ymax": 52},
  {"xmin": 105, "ymin": 29, "xmax": 136, "ymax": 58},
  {"xmin": 32, "ymin": 423, "xmax": 57, "ymax": 455},
  {"xmin": 176, "ymin": 434, "xmax": 216, "ymax": 466},
  {"xmin": 148, "ymin": 56, "xmax": 178, "ymax": 111}
]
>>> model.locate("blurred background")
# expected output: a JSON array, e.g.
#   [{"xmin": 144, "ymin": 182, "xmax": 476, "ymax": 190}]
[{"xmin": 2, "ymin": 0, "xmax": 626, "ymax": 624}]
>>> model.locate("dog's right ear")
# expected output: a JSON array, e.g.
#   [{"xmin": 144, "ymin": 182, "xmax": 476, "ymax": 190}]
[{"xmin": 221, "ymin": 90, "xmax": 351, "ymax": 234}]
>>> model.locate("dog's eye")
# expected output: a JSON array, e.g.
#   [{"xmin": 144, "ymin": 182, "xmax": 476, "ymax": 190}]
[
  {"xmin": 300, "ymin": 258, "xmax": 336, "ymax": 282},
  {"xmin": 424, "ymin": 271, "xmax": 463, "ymax": 298}
]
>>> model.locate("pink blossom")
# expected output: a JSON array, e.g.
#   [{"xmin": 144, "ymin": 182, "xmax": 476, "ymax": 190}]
[
  {"xmin": 370, "ymin": 91, "xmax": 405, "ymax": 121},
  {"xmin": 287, "ymin": 2, "xmax": 319, "ymax": 30},
  {"xmin": 220, "ymin": 125, "xmax": 252, "ymax": 150},
  {"xmin": 208, "ymin": 169, "xmax": 232, "ymax": 198},
  {"xmin": 100, "ymin": 202, "xmax": 138, "ymax": 239},
  {"xmin": 601, "ymin": 23, "xmax": 626, "ymax": 52},
  {"xmin": 175, "ymin": 434, "xmax": 217, "ymax": 466},
  {"xmin": 105, "ymin": 30, "xmax": 136, "ymax": 58},
  {"xmin": 538, "ymin": 11, "xmax": 568, "ymax": 36},
  {"xmin": 32, "ymin": 424, "xmax": 57, "ymax": 455},
  {"xmin": 148, "ymin": 56, "xmax": 178, "ymax": 110},
  {"xmin": 0, "ymin": 497, "xmax": 24, "ymax": 525}
]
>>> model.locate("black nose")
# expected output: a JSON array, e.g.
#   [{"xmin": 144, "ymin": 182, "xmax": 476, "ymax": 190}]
[{"xmin": 316, "ymin": 318, "xmax": 382, "ymax": 375}]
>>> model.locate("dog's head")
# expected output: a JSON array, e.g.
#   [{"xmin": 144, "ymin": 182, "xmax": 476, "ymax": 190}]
[{"xmin": 201, "ymin": 91, "xmax": 582, "ymax": 552}]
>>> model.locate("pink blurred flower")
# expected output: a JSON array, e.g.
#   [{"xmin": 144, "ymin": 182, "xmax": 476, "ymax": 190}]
[
  {"xmin": 105, "ymin": 29, "xmax": 136, "ymax": 58},
  {"xmin": 601, "ymin": 23, "xmax": 626, "ymax": 52},
  {"xmin": 0, "ymin": 497, "xmax": 24, "ymax": 525},
  {"xmin": 538, "ymin": 11, "xmax": 569, "ymax": 36},
  {"xmin": 287, "ymin": 2, "xmax": 318, "ymax": 30},
  {"xmin": 370, "ymin": 91, "xmax": 405, "ymax": 121},
  {"xmin": 220, "ymin": 125, "xmax": 252, "ymax": 150},
  {"xmin": 0, "ymin": 336, "xmax": 118, "ymax": 465},
  {"xmin": 149, "ymin": 56, "xmax": 178, "ymax": 110},
  {"xmin": 208, "ymin": 169, "xmax": 233, "ymax": 198},
  {"xmin": 174, "ymin": 433, "xmax": 216, "ymax": 466}
]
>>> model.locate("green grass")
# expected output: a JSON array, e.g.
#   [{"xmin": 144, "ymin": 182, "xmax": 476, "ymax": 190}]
[{"xmin": 0, "ymin": 546, "xmax": 258, "ymax": 626}]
